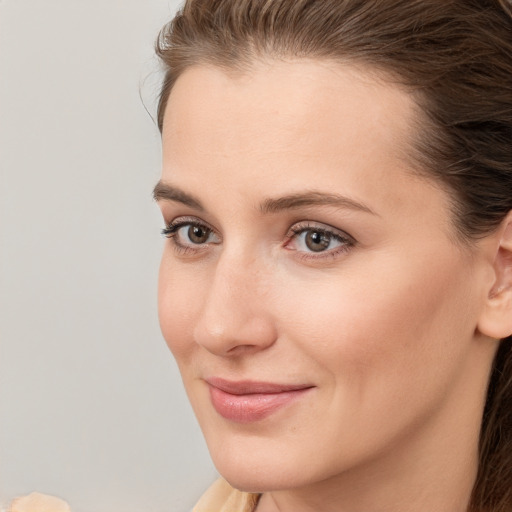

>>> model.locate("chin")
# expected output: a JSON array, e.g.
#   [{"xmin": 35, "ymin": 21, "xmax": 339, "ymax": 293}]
[
  {"xmin": 219, "ymin": 465, "xmax": 298, "ymax": 494},
  {"xmin": 208, "ymin": 442, "xmax": 268, "ymax": 491},
  {"xmin": 208, "ymin": 439, "xmax": 321, "ymax": 493}
]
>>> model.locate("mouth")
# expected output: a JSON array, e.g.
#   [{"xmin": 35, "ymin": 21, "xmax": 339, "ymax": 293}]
[{"xmin": 205, "ymin": 377, "xmax": 315, "ymax": 423}]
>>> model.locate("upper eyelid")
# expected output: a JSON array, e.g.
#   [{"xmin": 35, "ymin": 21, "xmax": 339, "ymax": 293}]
[
  {"xmin": 288, "ymin": 221, "xmax": 355, "ymax": 240},
  {"xmin": 166, "ymin": 216, "xmax": 218, "ymax": 233}
]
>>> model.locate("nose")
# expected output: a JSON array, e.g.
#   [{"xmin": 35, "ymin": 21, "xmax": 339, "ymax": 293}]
[{"xmin": 193, "ymin": 253, "xmax": 277, "ymax": 357}]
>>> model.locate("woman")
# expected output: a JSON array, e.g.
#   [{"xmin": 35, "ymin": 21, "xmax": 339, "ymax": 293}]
[{"xmin": 153, "ymin": 1, "xmax": 512, "ymax": 511}]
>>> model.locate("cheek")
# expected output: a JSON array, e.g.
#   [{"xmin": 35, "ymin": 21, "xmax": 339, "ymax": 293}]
[
  {"xmin": 274, "ymin": 251, "xmax": 477, "ymax": 404},
  {"xmin": 158, "ymin": 256, "xmax": 203, "ymax": 361}
]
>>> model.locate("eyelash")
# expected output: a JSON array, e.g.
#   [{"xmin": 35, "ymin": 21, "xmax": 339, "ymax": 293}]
[
  {"xmin": 161, "ymin": 217, "xmax": 219, "ymax": 255},
  {"xmin": 285, "ymin": 221, "xmax": 355, "ymax": 261},
  {"xmin": 161, "ymin": 217, "xmax": 355, "ymax": 260}
]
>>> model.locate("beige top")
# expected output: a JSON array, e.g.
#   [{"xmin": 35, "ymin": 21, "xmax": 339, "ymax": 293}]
[
  {"xmin": 193, "ymin": 479, "xmax": 260, "ymax": 512},
  {"xmin": 7, "ymin": 481, "xmax": 257, "ymax": 512},
  {"xmin": 8, "ymin": 493, "xmax": 70, "ymax": 512}
]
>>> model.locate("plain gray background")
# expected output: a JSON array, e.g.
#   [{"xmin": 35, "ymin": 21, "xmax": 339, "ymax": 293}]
[{"xmin": 0, "ymin": 1, "xmax": 217, "ymax": 510}]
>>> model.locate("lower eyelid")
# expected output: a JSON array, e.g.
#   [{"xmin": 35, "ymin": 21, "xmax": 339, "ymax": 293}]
[{"xmin": 293, "ymin": 245, "xmax": 352, "ymax": 264}]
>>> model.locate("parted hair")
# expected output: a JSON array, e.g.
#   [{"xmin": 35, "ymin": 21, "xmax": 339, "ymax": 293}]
[{"xmin": 155, "ymin": 1, "xmax": 512, "ymax": 510}]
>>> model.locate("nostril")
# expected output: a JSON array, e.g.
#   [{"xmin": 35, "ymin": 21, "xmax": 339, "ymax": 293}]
[
  {"xmin": 225, "ymin": 343, "xmax": 260, "ymax": 356},
  {"xmin": 193, "ymin": 312, "xmax": 277, "ymax": 357}
]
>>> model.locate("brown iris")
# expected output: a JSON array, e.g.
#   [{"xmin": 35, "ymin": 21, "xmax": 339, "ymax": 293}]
[
  {"xmin": 305, "ymin": 230, "xmax": 331, "ymax": 252},
  {"xmin": 188, "ymin": 225, "xmax": 210, "ymax": 244}
]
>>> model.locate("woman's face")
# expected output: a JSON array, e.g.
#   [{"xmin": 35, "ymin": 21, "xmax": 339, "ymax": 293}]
[{"xmin": 156, "ymin": 60, "xmax": 495, "ymax": 493}]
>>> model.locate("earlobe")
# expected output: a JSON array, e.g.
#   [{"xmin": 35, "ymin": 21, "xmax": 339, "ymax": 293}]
[{"xmin": 477, "ymin": 212, "xmax": 512, "ymax": 340}]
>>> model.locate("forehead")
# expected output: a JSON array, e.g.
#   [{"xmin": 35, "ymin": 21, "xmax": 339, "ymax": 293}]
[
  {"xmin": 161, "ymin": 60, "xmax": 427, "ymax": 208},
  {"xmin": 162, "ymin": 59, "xmax": 417, "ymax": 165}
]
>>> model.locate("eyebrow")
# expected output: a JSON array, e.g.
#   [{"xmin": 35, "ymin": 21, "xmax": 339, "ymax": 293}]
[
  {"xmin": 153, "ymin": 181, "xmax": 377, "ymax": 216},
  {"xmin": 260, "ymin": 191, "xmax": 377, "ymax": 215},
  {"xmin": 153, "ymin": 181, "xmax": 204, "ymax": 211}
]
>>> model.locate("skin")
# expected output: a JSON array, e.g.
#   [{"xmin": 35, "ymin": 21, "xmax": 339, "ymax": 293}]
[{"xmin": 156, "ymin": 60, "xmax": 501, "ymax": 512}]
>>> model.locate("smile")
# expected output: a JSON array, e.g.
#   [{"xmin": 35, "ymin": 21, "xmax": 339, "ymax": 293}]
[{"xmin": 206, "ymin": 378, "xmax": 315, "ymax": 423}]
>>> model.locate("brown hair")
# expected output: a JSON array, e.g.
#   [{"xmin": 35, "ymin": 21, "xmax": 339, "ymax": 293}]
[{"xmin": 155, "ymin": 1, "xmax": 512, "ymax": 509}]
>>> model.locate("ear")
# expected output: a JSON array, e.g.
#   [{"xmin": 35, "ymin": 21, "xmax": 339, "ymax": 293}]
[{"xmin": 477, "ymin": 211, "xmax": 512, "ymax": 339}]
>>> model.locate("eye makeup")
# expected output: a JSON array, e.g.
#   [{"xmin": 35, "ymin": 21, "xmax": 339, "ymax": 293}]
[{"xmin": 161, "ymin": 215, "xmax": 356, "ymax": 263}]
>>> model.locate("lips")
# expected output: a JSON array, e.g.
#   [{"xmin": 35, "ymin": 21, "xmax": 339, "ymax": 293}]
[{"xmin": 206, "ymin": 377, "xmax": 314, "ymax": 423}]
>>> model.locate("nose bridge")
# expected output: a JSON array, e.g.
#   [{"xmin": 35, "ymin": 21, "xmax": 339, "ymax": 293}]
[{"xmin": 193, "ymin": 247, "xmax": 276, "ymax": 355}]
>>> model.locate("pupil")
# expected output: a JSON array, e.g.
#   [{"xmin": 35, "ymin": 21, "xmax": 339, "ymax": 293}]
[
  {"xmin": 306, "ymin": 231, "xmax": 330, "ymax": 252},
  {"xmin": 189, "ymin": 226, "xmax": 208, "ymax": 243}
]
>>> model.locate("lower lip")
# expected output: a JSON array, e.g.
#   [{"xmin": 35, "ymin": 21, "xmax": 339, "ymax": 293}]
[{"xmin": 208, "ymin": 386, "xmax": 312, "ymax": 423}]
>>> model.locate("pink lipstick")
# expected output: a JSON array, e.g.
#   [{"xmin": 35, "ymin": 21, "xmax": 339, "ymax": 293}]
[{"xmin": 206, "ymin": 378, "xmax": 314, "ymax": 423}]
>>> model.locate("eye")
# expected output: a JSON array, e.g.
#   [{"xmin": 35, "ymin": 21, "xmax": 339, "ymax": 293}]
[
  {"xmin": 300, "ymin": 230, "xmax": 336, "ymax": 252},
  {"xmin": 180, "ymin": 224, "xmax": 213, "ymax": 244},
  {"xmin": 285, "ymin": 222, "xmax": 355, "ymax": 258},
  {"xmin": 162, "ymin": 217, "xmax": 220, "ymax": 250}
]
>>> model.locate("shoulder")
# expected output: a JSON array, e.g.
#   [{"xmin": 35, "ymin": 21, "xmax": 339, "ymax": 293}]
[{"xmin": 193, "ymin": 478, "xmax": 260, "ymax": 512}]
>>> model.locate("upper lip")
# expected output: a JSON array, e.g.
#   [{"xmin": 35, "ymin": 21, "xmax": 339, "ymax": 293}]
[{"xmin": 205, "ymin": 377, "xmax": 314, "ymax": 395}]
